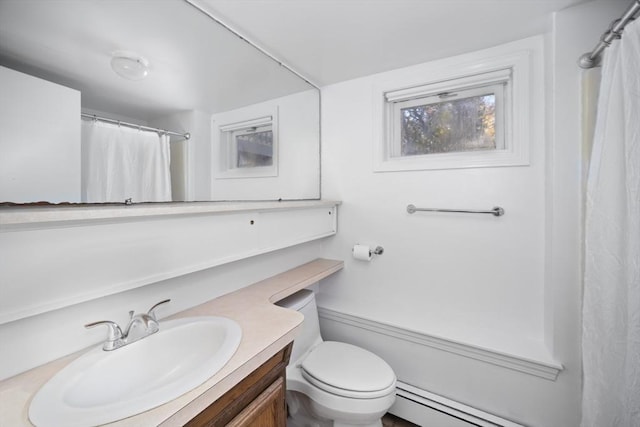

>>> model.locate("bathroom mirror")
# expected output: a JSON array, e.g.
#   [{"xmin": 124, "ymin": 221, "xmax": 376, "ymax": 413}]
[{"xmin": 0, "ymin": 0, "xmax": 320, "ymax": 204}]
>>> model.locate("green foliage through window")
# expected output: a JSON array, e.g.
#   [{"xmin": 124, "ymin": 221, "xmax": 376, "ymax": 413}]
[{"xmin": 400, "ymin": 94, "xmax": 496, "ymax": 156}]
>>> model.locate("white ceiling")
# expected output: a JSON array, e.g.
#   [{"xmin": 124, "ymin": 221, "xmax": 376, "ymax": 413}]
[{"xmin": 201, "ymin": 0, "xmax": 592, "ymax": 86}]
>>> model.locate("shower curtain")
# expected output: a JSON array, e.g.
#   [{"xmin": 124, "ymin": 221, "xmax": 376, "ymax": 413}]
[
  {"xmin": 81, "ymin": 120, "xmax": 172, "ymax": 203},
  {"xmin": 581, "ymin": 18, "xmax": 640, "ymax": 427}
]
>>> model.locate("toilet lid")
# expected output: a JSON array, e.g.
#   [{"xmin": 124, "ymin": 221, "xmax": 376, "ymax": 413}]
[{"xmin": 300, "ymin": 341, "xmax": 396, "ymax": 399}]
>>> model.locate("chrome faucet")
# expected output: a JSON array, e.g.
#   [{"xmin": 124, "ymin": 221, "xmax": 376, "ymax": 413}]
[{"xmin": 85, "ymin": 299, "xmax": 170, "ymax": 351}]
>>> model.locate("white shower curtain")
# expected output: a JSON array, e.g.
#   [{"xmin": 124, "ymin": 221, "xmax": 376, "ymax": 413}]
[
  {"xmin": 581, "ymin": 18, "xmax": 640, "ymax": 427},
  {"xmin": 81, "ymin": 120, "xmax": 172, "ymax": 203}
]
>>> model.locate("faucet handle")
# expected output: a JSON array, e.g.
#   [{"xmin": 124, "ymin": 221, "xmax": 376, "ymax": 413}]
[
  {"xmin": 147, "ymin": 299, "xmax": 171, "ymax": 321},
  {"xmin": 85, "ymin": 320, "xmax": 123, "ymax": 339},
  {"xmin": 85, "ymin": 320, "xmax": 124, "ymax": 350}
]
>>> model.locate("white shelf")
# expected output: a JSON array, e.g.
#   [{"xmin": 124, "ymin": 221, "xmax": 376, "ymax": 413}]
[
  {"xmin": 0, "ymin": 201, "xmax": 340, "ymax": 324},
  {"xmin": 0, "ymin": 200, "xmax": 340, "ymax": 229}
]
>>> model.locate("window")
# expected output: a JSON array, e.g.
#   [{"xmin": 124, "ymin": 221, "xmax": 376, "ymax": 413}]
[
  {"xmin": 392, "ymin": 84, "xmax": 504, "ymax": 158},
  {"xmin": 373, "ymin": 41, "xmax": 536, "ymax": 172},
  {"xmin": 215, "ymin": 114, "xmax": 278, "ymax": 178},
  {"xmin": 231, "ymin": 123, "xmax": 273, "ymax": 168}
]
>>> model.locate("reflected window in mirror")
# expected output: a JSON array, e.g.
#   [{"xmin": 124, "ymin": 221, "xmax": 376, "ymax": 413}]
[
  {"xmin": 215, "ymin": 110, "xmax": 279, "ymax": 179},
  {"xmin": 233, "ymin": 124, "xmax": 274, "ymax": 168}
]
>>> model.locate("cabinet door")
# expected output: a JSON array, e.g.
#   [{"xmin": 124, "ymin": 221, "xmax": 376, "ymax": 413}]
[
  {"xmin": 185, "ymin": 343, "xmax": 291, "ymax": 427},
  {"xmin": 227, "ymin": 377, "xmax": 285, "ymax": 427}
]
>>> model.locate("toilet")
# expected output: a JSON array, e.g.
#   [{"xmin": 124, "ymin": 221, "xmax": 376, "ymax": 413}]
[{"xmin": 277, "ymin": 289, "xmax": 396, "ymax": 427}]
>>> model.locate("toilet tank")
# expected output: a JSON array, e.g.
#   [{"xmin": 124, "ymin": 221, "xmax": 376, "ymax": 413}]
[{"xmin": 276, "ymin": 289, "xmax": 323, "ymax": 364}]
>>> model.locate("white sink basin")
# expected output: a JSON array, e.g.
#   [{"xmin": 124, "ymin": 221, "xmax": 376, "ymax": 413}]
[{"xmin": 29, "ymin": 316, "xmax": 242, "ymax": 427}]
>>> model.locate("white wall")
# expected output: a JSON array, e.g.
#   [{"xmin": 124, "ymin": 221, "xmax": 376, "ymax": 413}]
[
  {"xmin": 320, "ymin": 35, "xmax": 549, "ymax": 363},
  {"xmin": 0, "ymin": 66, "xmax": 80, "ymax": 203},
  {"xmin": 317, "ymin": 1, "xmax": 629, "ymax": 426}
]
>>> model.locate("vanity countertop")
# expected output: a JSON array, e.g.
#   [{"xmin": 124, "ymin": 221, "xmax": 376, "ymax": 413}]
[{"xmin": 0, "ymin": 258, "xmax": 344, "ymax": 426}]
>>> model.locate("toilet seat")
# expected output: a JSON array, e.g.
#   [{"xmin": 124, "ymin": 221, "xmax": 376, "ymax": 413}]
[{"xmin": 300, "ymin": 341, "xmax": 396, "ymax": 399}]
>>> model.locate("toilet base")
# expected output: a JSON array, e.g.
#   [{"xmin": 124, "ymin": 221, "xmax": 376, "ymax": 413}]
[
  {"xmin": 334, "ymin": 421, "xmax": 382, "ymax": 427},
  {"xmin": 287, "ymin": 413, "xmax": 329, "ymax": 427},
  {"xmin": 287, "ymin": 416, "xmax": 382, "ymax": 427},
  {"xmin": 287, "ymin": 390, "xmax": 387, "ymax": 427}
]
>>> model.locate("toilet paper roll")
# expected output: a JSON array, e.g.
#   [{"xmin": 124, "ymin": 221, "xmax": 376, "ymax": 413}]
[{"xmin": 352, "ymin": 244, "xmax": 372, "ymax": 261}]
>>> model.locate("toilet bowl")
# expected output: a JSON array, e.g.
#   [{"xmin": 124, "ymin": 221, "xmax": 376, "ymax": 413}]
[{"xmin": 277, "ymin": 289, "xmax": 396, "ymax": 427}]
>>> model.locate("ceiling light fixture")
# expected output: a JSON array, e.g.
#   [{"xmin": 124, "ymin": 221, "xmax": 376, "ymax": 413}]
[{"xmin": 110, "ymin": 51, "xmax": 150, "ymax": 81}]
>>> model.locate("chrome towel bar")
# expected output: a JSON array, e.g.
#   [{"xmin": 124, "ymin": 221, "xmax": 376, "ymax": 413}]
[{"xmin": 407, "ymin": 204, "xmax": 505, "ymax": 217}]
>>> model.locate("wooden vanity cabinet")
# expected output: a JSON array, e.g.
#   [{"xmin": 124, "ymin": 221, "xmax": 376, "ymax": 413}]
[{"xmin": 185, "ymin": 343, "xmax": 292, "ymax": 427}]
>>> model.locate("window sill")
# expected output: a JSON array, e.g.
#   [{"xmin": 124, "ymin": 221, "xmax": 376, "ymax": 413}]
[{"xmin": 373, "ymin": 148, "xmax": 529, "ymax": 173}]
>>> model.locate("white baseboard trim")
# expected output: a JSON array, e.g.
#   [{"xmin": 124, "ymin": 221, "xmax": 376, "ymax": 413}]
[
  {"xmin": 393, "ymin": 381, "xmax": 526, "ymax": 427},
  {"xmin": 317, "ymin": 307, "xmax": 562, "ymax": 380}
]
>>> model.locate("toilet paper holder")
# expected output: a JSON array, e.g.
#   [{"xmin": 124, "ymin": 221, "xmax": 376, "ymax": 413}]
[
  {"xmin": 353, "ymin": 244, "xmax": 384, "ymax": 257},
  {"xmin": 371, "ymin": 246, "xmax": 384, "ymax": 255}
]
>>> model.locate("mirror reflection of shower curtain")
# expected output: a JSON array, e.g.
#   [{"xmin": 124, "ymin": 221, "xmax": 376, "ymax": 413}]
[
  {"xmin": 81, "ymin": 120, "xmax": 171, "ymax": 203},
  {"xmin": 581, "ymin": 18, "xmax": 640, "ymax": 427}
]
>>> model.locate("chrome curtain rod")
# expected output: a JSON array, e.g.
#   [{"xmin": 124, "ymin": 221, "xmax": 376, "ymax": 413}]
[
  {"xmin": 579, "ymin": 0, "xmax": 640, "ymax": 69},
  {"xmin": 407, "ymin": 204, "xmax": 505, "ymax": 217},
  {"xmin": 81, "ymin": 113, "xmax": 191, "ymax": 140}
]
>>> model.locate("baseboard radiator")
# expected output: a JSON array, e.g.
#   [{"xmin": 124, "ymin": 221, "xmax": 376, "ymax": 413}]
[{"xmin": 391, "ymin": 381, "xmax": 526, "ymax": 427}]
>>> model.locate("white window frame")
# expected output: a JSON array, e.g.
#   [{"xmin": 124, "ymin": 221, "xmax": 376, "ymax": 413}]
[
  {"xmin": 214, "ymin": 111, "xmax": 279, "ymax": 179},
  {"xmin": 373, "ymin": 44, "xmax": 535, "ymax": 172}
]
